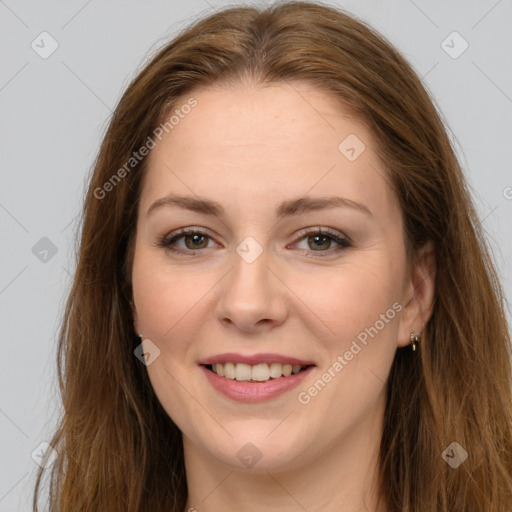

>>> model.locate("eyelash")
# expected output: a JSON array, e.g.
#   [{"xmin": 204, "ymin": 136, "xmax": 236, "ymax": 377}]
[{"xmin": 157, "ymin": 226, "xmax": 351, "ymax": 258}]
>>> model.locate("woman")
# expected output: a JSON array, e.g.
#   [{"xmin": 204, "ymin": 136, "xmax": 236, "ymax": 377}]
[{"xmin": 33, "ymin": 1, "xmax": 512, "ymax": 511}]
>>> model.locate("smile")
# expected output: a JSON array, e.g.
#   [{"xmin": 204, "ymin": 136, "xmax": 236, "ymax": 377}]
[
  {"xmin": 206, "ymin": 362, "xmax": 310, "ymax": 382},
  {"xmin": 201, "ymin": 363, "xmax": 315, "ymax": 403}
]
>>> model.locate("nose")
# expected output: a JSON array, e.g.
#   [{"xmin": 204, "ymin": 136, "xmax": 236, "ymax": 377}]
[{"xmin": 215, "ymin": 248, "xmax": 289, "ymax": 333}]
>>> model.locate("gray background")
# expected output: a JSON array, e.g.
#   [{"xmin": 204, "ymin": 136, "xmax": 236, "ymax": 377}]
[{"xmin": 1, "ymin": 0, "xmax": 511, "ymax": 509}]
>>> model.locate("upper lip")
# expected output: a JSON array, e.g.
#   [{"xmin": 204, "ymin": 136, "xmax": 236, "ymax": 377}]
[{"xmin": 199, "ymin": 353, "xmax": 316, "ymax": 366}]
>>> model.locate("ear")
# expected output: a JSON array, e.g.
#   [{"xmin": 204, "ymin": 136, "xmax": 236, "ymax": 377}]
[{"xmin": 397, "ymin": 240, "xmax": 436, "ymax": 348}]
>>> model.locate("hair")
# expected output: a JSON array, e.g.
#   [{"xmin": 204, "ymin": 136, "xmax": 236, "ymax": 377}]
[{"xmin": 33, "ymin": 1, "xmax": 512, "ymax": 510}]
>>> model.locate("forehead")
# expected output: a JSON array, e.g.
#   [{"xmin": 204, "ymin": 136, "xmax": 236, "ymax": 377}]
[
  {"xmin": 141, "ymin": 81, "xmax": 398, "ymax": 224},
  {"xmin": 156, "ymin": 81, "xmax": 364, "ymax": 162}
]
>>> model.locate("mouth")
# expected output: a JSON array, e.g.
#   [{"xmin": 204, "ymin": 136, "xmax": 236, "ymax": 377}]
[{"xmin": 203, "ymin": 362, "xmax": 313, "ymax": 383}]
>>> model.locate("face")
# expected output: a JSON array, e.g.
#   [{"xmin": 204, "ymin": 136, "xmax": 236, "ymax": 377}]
[{"xmin": 131, "ymin": 80, "xmax": 427, "ymax": 472}]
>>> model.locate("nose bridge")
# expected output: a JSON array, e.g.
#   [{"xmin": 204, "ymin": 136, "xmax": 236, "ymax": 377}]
[
  {"xmin": 216, "ymin": 239, "xmax": 288, "ymax": 330},
  {"xmin": 231, "ymin": 246, "xmax": 268, "ymax": 295}
]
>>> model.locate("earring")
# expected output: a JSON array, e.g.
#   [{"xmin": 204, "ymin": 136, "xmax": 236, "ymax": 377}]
[{"xmin": 410, "ymin": 331, "xmax": 421, "ymax": 351}]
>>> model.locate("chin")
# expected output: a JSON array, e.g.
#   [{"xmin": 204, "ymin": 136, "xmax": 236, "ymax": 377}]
[{"xmin": 195, "ymin": 422, "xmax": 313, "ymax": 472}]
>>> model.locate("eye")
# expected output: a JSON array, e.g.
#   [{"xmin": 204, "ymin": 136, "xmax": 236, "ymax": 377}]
[
  {"xmin": 157, "ymin": 227, "xmax": 217, "ymax": 255},
  {"xmin": 157, "ymin": 226, "xmax": 351, "ymax": 257},
  {"xmin": 291, "ymin": 227, "xmax": 351, "ymax": 257}
]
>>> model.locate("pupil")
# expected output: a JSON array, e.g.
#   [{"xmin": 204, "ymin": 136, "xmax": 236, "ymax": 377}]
[
  {"xmin": 309, "ymin": 234, "xmax": 330, "ymax": 250},
  {"xmin": 186, "ymin": 234, "xmax": 207, "ymax": 249}
]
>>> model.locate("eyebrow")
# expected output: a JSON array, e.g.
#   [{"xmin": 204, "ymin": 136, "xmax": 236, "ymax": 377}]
[{"xmin": 146, "ymin": 194, "xmax": 373, "ymax": 219}]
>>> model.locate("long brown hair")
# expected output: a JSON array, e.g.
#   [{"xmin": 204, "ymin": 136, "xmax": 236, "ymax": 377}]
[{"xmin": 33, "ymin": 1, "xmax": 512, "ymax": 510}]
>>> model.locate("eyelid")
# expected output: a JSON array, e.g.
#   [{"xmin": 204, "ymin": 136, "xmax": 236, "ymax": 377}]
[
  {"xmin": 292, "ymin": 226, "xmax": 351, "ymax": 244},
  {"xmin": 159, "ymin": 226, "xmax": 219, "ymax": 254},
  {"xmin": 288, "ymin": 226, "xmax": 351, "ymax": 256}
]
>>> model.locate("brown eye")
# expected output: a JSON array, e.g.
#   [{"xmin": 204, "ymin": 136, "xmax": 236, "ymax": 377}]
[
  {"xmin": 183, "ymin": 233, "xmax": 209, "ymax": 250},
  {"xmin": 292, "ymin": 228, "xmax": 351, "ymax": 257},
  {"xmin": 307, "ymin": 234, "xmax": 333, "ymax": 251},
  {"xmin": 158, "ymin": 228, "xmax": 217, "ymax": 255}
]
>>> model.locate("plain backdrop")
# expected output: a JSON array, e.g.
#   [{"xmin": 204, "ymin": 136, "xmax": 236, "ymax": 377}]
[{"xmin": 0, "ymin": 0, "xmax": 511, "ymax": 509}]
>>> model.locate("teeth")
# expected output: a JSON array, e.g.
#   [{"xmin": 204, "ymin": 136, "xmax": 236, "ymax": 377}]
[
  {"xmin": 235, "ymin": 363, "xmax": 252, "ymax": 381},
  {"xmin": 269, "ymin": 362, "xmax": 282, "ymax": 378},
  {"xmin": 223, "ymin": 362, "xmax": 235, "ymax": 379},
  {"xmin": 252, "ymin": 363, "xmax": 270, "ymax": 381},
  {"xmin": 210, "ymin": 362, "xmax": 307, "ymax": 382}
]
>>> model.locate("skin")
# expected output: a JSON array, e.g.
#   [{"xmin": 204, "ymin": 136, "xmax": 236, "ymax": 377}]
[{"xmin": 131, "ymin": 80, "xmax": 435, "ymax": 512}]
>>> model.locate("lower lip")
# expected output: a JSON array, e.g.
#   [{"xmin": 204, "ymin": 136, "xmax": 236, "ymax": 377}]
[{"xmin": 201, "ymin": 365, "xmax": 314, "ymax": 403}]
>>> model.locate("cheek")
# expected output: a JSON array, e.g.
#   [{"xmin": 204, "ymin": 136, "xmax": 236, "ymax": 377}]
[
  {"xmin": 132, "ymin": 252, "xmax": 214, "ymax": 346},
  {"xmin": 294, "ymin": 262, "xmax": 402, "ymax": 417},
  {"xmin": 295, "ymin": 259, "xmax": 403, "ymax": 349},
  {"xmin": 131, "ymin": 253, "xmax": 215, "ymax": 429}
]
